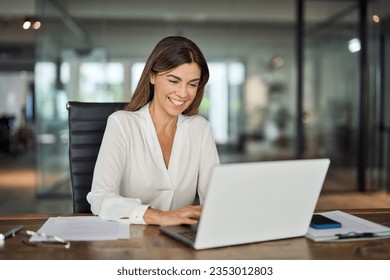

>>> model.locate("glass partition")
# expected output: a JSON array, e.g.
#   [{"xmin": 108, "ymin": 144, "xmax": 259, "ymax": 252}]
[
  {"xmin": 35, "ymin": 1, "xmax": 74, "ymax": 197},
  {"xmin": 304, "ymin": 0, "xmax": 360, "ymax": 191},
  {"xmin": 303, "ymin": 0, "xmax": 385, "ymax": 192}
]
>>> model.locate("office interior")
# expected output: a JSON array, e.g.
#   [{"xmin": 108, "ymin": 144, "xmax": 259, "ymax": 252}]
[{"xmin": 1, "ymin": 0, "xmax": 390, "ymax": 214}]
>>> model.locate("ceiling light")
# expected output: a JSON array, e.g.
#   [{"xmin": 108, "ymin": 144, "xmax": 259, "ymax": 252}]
[
  {"xmin": 348, "ymin": 38, "xmax": 361, "ymax": 53},
  {"xmin": 23, "ymin": 19, "xmax": 31, "ymax": 29},
  {"xmin": 33, "ymin": 20, "xmax": 41, "ymax": 30}
]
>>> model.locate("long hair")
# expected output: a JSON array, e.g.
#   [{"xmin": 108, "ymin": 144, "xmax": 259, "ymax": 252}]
[{"xmin": 124, "ymin": 36, "xmax": 209, "ymax": 116}]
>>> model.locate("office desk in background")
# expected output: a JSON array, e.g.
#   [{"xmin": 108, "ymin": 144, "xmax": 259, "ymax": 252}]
[{"xmin": 1, "ymin": 209, "xmax": 390, "ymax": 260}]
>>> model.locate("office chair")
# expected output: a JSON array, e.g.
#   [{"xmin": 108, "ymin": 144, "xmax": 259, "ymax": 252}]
[{"xmin": 67, "ymin": 101, "xmax": 127, "ymax": 213}]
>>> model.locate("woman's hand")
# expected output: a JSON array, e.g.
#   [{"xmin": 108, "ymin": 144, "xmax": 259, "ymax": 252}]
[{"xmin": 144, "ymin": 205, "xmax": 202, "ymax": 226}]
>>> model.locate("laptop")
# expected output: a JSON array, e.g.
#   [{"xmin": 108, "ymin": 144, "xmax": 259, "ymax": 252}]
[{"xmin": 160, "ymin": 158, "xmax": 330, "ymax": 250}]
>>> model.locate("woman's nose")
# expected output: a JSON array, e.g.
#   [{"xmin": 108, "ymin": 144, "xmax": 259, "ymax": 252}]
[{"xmin": 176, "ymin": 84, "xmax": 189, "ymax": 98}]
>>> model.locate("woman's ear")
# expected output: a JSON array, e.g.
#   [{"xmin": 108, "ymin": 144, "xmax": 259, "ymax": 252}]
[{"xmin": 150, "ymin": 74, "xmax": 156, "ymax": 85}]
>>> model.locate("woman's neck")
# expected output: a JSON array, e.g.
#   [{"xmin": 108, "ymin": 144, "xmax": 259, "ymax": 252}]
[
  {"xmin": 148, "ymin": 102, "xmax": 177, "ymax": 168},
  {"xmin": 149, "ymin": 102, "xmax": 178, "ymax": 134}
]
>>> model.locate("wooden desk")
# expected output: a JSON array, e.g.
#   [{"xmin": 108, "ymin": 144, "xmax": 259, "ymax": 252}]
[{"xmin": 1, "ymin": 209, "xmax": 390, "ymax": 260}]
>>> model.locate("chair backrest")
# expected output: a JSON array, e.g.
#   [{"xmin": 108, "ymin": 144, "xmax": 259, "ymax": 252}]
[{"xmin": 67, "ymin": 101, "xmax": 127, "ymax": 213}]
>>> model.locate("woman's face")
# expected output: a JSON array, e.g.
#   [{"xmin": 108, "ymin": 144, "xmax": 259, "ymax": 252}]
[{"xmin": 150, "ymin": 62, "xmax": 201, "ymax": 118}]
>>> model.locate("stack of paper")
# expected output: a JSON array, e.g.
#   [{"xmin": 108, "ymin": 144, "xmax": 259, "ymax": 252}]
[
  {"xmin": 30, "ymin": 216, "xmax": 130, "ymax": 242},
  {"xmin": 306, "ymin": 210, "xmax": 390, "ymax": 242}
]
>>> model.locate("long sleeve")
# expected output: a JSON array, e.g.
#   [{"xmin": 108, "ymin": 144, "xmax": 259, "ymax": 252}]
[{"xmin": 87, "ymin": 113, "xmax": 149, "ymax": 224}]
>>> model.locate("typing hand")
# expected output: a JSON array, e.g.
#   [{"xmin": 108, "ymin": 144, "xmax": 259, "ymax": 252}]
[{"xmin": 144, "ymin": 205, "xmax": 202, "ymax": 226}]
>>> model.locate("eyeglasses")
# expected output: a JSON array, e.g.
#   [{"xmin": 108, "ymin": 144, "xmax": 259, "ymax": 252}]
[{"xmin": 23, "ymin": 230, "xmax": 71, "ymax": 249}]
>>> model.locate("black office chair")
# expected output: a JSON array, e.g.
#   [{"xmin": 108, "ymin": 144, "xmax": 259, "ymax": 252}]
[{"xmin": 67, "ymin": 101, "xmax": 128, "ymax": 213}]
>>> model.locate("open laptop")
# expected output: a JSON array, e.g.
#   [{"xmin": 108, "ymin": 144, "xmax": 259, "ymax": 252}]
[{"xmin": 160, "ymin": 158, "xmax": 330, "ymax": 250}]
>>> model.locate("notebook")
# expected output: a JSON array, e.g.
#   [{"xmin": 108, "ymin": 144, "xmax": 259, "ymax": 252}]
[{"xmin": 159, "ymin": 158, "xmax": 330, "ymax": 250}]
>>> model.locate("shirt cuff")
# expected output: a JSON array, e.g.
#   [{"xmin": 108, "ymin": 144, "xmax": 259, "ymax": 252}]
[{"xmin": 129, "ymin": 204, "xmax": 150, "ymax": 224}]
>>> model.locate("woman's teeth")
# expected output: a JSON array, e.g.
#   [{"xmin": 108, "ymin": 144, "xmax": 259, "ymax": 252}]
[{"xmin": 169, "ymin": 97, "xmax": 184, "ymax": 105}]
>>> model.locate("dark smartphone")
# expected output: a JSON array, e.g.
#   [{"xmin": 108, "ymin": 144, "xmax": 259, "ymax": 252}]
[{"xmin": 310, "ymin": 214, "xmax": 342, "ymax": 229}]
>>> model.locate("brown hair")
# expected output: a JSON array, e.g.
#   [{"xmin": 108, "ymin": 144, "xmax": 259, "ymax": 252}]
[{"xmin": 124, "ymin": 36, "xmax": 209, "ymax": 116}]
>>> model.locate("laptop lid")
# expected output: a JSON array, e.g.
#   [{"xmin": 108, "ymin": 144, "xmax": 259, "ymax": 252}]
[{"xmin": 161, "ymin": 158, "xmax": 330, "ymax": 250}]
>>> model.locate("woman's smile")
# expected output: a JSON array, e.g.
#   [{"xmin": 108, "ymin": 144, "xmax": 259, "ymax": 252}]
[{"xmin": 168, "ymin": 96, "xmax": 185, "ymax": 106}]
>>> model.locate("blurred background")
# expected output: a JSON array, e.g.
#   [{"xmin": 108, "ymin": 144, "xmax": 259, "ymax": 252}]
[{"xmin": 1, "ymin": 0, "xmax": 390, "ymax": 214}]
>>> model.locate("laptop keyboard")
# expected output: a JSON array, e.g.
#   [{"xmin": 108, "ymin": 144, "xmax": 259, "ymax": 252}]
[{"xmin": 178, "ymin": 230, "xmax": 197, "ymax": 242}]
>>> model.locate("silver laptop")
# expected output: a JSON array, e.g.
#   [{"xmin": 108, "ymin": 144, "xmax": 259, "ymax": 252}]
[{"xmin": 159, "ymin": 158, "xmax": 330, "ymax": 250}]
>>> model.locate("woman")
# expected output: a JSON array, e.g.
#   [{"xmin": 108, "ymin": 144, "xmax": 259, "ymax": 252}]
[{"xmin": 87, "ymin": 36, "xmax": 220, "ymax": 226}]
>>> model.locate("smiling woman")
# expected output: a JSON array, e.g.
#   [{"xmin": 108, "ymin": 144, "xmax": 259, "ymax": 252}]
[{"xmin": 86, "ymin": 36, "xmax": 220, "ymax": 227}]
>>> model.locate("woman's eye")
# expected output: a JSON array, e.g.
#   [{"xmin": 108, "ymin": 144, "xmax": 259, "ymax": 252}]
[
  {"xmin": 169, "ymin": 80, "xmax": 179, "ymax": 84},
  {"xmin": 189, "ymin": 83, "xmax": 198, "ymax": 88}
]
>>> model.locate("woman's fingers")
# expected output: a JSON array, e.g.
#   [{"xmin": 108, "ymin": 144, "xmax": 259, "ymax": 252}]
[
  {"xmin": 177, "ymin": 205, "xmax": 201, "ymax": 219},
  {"xmin": 144, "ymin": 205, "xmax": 203, "ymax": 226}
]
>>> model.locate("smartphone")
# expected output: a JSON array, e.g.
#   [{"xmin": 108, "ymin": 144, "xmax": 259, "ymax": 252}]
[{"xmin": 310, "ymin": 214, "xmax": 342, "ymax": 229}]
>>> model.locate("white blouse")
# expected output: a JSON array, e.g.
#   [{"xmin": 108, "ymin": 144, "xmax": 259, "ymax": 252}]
[{"xmin": 86, "ymin": 103, "xmax": 220, "ymax": 224}]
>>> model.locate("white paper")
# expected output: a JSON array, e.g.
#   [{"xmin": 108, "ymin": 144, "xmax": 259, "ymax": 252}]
[
  {"xmin": 30, "ymin": 216, "xmax": 130, "ymax": 242},
  {"xmin": 306, "ymin": 210, "xmax": 390, "ymax": 242}
]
